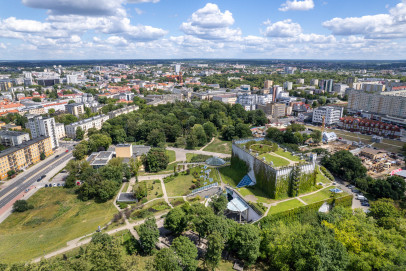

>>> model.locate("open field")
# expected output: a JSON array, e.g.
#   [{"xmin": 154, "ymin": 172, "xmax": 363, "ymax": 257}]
[
  {"xmin": 0, "ymin": 188, "xmax": 117, "ymax": 264},
  {"xmin": 203, "ymin": 138, "xmax": 232, "ymax": 154},
  {"xmin": 143, "ymin": 179, "xmax": 163, "ymax": 201},
  {"xmin": 258, "ymin": 153, "xmax": 290, "ymax": 167},
  {"xmin": 218, "ymin": 166, "xmax": 246, "ymax": 187},
  {"xmin": 300, "ymin": 186, "xmax": 338, "ymax": 204},
  {"xmin": 268, "ymin": 199, "xmax": 305, "ymax": 215}
]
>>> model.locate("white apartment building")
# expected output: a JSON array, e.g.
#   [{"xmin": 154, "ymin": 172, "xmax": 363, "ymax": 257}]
[
  {"xmin": 236, "ymin": 94, "xmax": 273, "ymax": 111},
  {"xmin": 333, "ymin": 84, "xmax": 349, "ymax": 95},
  {"xmin": 312, "ymin": 106, "xmax": 343, "ymax": 125},
  {"xmin": 66, "ymin": 103, "xmax": 85, "ymax": 116},
  {"xmin": 27, "ymin": 115, "xmax": 59, "ymax": 148},
  {"xmin": 0, "ymin": 131, "xmax": 30, "ymax": 146},
  {"xmin": 311, "ymin": 79, "xmax": 319, "ymax": 86},
  {"xmin": 66, "ymin": 75, "xmax": 78, "ymax": 84},
  {"xmin": 108, "ymin": 105, "xmax": 139, "ymax": 119},
  {"xmin": 65, "ymin": 115, "xmax": 110, "ymax": 138},
  {"xmin": 347, "ymin": 89, "xmax": 406, "ymax": 118},
  {"xmin": 283, "ymin": 81, "xmax": 293, "ymax": 91},
  {"xmin": 296, "ymin": 78, "xmax": 305, "ymax": 84},
  {"xmin": 55, "ymin": 123, "xmax": 66, "ymax": 139}
]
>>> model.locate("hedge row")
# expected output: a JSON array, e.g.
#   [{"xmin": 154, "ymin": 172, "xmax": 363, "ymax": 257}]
[{"xmin": 320, "ymin": 165, "xmax": 334, "ymax": 181}]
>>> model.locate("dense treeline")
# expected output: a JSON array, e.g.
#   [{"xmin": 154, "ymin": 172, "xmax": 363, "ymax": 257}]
[
  {"xmin": 99, "ymin": 101, "xmax": 267, "ymax": 148},
  {"xmin": 3, "ymin": 198, "xmax": 406, "ymax": 270}
]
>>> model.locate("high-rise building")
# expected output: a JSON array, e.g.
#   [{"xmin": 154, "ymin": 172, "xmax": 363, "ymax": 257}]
[
  {"xmin": 264, "ymin": 80, "xmax": 273, "ymax": 89},
  {"xmin": 283, "ymin": 81, "xmax": 293, "ymax": 91},
  {"xmin": 66, "ymin": 75, "xmax": 78, "ymax": 84},
  {"xmin": 311, "ymin": 79, "xmax": 319, "ymax": 86},
  {"xmin": 323, "ymin": 79, "xmax": 334, "ymax": 93},
  {"xmin": 66, "ymin": 103, "xmax": 85, "ymax": 117},
  {"xmin": 27, "ymin": 115, "xmax": 59, "ymax": 148}
]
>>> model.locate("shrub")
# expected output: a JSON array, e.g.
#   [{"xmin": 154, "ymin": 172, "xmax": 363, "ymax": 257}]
[{"xmin": 12, "ymin": 200, "xmax": 33, "ymax": 213}]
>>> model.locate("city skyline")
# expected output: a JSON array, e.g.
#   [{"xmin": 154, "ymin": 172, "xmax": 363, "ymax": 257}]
[{"xmin": 0, "ymin": 0, "xmax": 406, "ymax": 60}]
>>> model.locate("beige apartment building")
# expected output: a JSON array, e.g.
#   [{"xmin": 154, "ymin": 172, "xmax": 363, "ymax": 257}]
[
  {"xmin": 347, "ymin": 89, "xmax": 406, "ymax": 118},
  {"xmin": 0, "ymin": 136, "xmax": 53, "ymax": 180}
]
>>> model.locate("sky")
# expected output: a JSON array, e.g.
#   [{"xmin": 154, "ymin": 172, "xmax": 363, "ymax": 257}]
[{"xmin": 0, "ymin": 0, "xmax": 405, "ymax": 60}]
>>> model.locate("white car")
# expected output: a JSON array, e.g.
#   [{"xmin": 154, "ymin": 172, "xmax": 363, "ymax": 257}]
[{"xmin": 53, "ymin": 183, "xmax": 57, "ymax": 187}]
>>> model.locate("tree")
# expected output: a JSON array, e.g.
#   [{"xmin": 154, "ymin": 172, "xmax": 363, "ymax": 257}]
[
  {"xmin": 203, "ymin": 121, "xmax": 217, "ymax": 139},
  {"xmin": 221, "ymin": 125, "xmax": 235, "ymax": 141},
  {"xmin": 205, "ymin": 232, "xmax": 225, "ymax": 271},
  {"xmin": 172, "ymin": 236, "xmax": 198, "ymax": 271},
  {"xmin": 321, "ymin": 150, "xmax": 367, "ymax": 182},
  {"xmin": 234, "ymin": 123, "xmax": 252, "ymax": 139},
  {"xmin": 73, "ymin": 142, "xmax": 88, "ymax": 160},
  {"xmin": 32, "ymin": 97, "xmax": 41, "ymax": 102},
  {"xmin": 129, "ymin": 157, "xmax": 142, "ymax": 182},
  {"xmin": 369, "ymin": 176, "xmax": 406, "ymax": 200},
  {"xmin": 12, "ymin": 200, "xmax": 33, "ymax": 212},
  {"xmin": 186, "ymin": 133, "xmax": 198, "ymax": 149},
  {"xmin": 192, "ymin": 124, "xmax": 207, "ymax": 146},
  {"xmin": 133, "ymin": 181, "xmax": 148, "ymax": 200},
  {"xmin": 7, "ymin": 169, "xmax": 15, "ymax": 177},
  {"xmin": 68, "ymin": 100, "xmax": 76, "ymax": 104},
  {"xmin": 210, "ymin": 194, "xmax": 228, "ymax": 216},
  {"xmin": 310, "ymin": 130, "xmax": 322, "ymax": 143},
  {"xmin": 88, "ymin": 134, "xmax": 112, "ymax": 152},
  {"xmin": 153, "ymin": 248, "xmax": 181, "ymax": 271},
  {"xmin": 139, "ymin": 217, "xmax": 159, "ymax": 255},
  {"xmin": 39, "ymin": 152, "xmax": 46, "ymax": 160},
  {"xmin": 368, "ymin": 198, "xmax": 401, "ymax": 229},
  {"xmin": 145, "ymin": 148, "xmax": 169, "ymax": 172},
  {"xmin": 48, "ymin": 108, "xmax": 55, "ymax": 115},
  {"xmin": 231, "ymin": 224, "xmax": 261, "ymax": 265},
  {"xmin": 147, "ymin": 129, "xmax": 165, "ymax": 147},
  {"xmin": 164, "ymin": 207, "xmax": 188, "ymax": 235},
  {"xmin": 76, "ymin": 127, "xmax": 85, "ymax": 140}
]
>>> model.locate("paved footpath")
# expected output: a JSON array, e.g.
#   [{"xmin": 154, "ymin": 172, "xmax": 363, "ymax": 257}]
[{"xmin": 167, "ymin": 147, "xmax": 231, "ymax": 162}]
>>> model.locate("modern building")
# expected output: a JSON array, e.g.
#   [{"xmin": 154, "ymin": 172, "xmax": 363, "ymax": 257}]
[
  {"xmin": 338, "ymin": 117, "xmax": 401, "ymax": 139},
  {"xmin": 347, "ymin": 89, "xmax": 406, "ymax": 119},
  {"xmin": 65, "ymin": 114, "xmax": 110, "ymax": 138},
  {"xmin": 296, "ymin": 78, "xmax": 305, "ymax": 84},
  {"xmin": 66, "ymin": 75, "xmax": 78, "ymax": 85},
  {"xmin": 212, "ymin": 94, "xmax": 237, "ymax": 104},
  {"xmin": 0, "ymin": 130, "xmax": 30, "ymax": 146},
  {"xmin": 322, "ymin": 132, "xmax": 338, "ymax": 143},
  {"xmin": 87, "ymin": 151, "xmax": 114, "ymax": 169},
  {"xmin": 257, "ymin": 103, "xmax": 286, "ymax": 118},
  {"xmin": 107, "ymin": 105, "xmax": 139, "ymax": 119},
  {"xmin": 55, "ymin": 123, "xmax": 66, "ymax": 139},
  {"xmin": 66, "ymin": 103, "xmax": 85, "ymax": 117},
  {"xmin": 322, "ymin": 79, "xmax": 334, "ymax": 93},
  {"xmin": 311, "ymin": 79, "xmax": 319, "ymax": 86},
  {"xmin": 37, "ymin": 78, "xmax": 60, "ymax": 86},
  {"xmin": 27, "ymin": 115, "xmax": 59, "ymax": 148},
  {"xmin": 264, "ymin": 80, "xmax": 273, "ymax": 89},
  {"xmin": 0, "ymin": 136, "xmax": 53, "ymax": 180},
  {"xmin": 312, "ymin": 106, "xmax": 343, "ymax": 125}
]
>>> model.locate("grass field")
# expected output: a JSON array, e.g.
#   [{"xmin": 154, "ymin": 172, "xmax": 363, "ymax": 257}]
[
  {"xmin": 165, "ymin": 166, "xmax": 219, "ymax": 196},
  {"xmin": 300, "ymin": 186, "xmax": 337, "ymax": 204},
  {"xmin": 203, "ymin": 138, "xmax": 232, "ymax": 154},
  {"xmin": 316, "ymin": 166, "xmax": 330, "ymax": 184},
  {"xmin": 274, "ymin": 149, "xmax": 301, "ymax": 162},
  {"xmin": 258, "ymin": 153, "xmax": 290, "ymax": 167},
  {"xmin": 0, "ymin": 188, "xmax": 117, "ymax": 264},
  {"xmin": 166, "ymin": 150, "xmax": 176, "ymax": 163},
  {"xmin": 122, "ymin": 182, "xmax": 130, "ymax": 193},
  {"xmin": 218, "ymin": 165, "xmax": 246, "ymax": 187},
  {"xmin": 268, "ymin": 198, "xmax": 305, "ymax": 215}
]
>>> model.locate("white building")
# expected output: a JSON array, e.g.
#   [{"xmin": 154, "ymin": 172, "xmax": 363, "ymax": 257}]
[
  {"xmin": 322, "ymin": 132, "xmax": 338, "ymax": 143},
  {"xmin": 333, "ymin": 84, "xmax": 349, "ymax": 95},
  {"xmin": 66, "ymin": 75, "xmax": 78, "ymax": 84},
  {"xmin": 312, "ymin": 106, "xmax": 343, "ymax": 125},
  {"xmin": 311, "ymin": 79, "xmax": 319, "ymax": 86},
  {"xmin": 65, "ymin": 115, "xmax": 110, "ymax": 138},
  {"xmin": 55, "ymin": 123, "xmax": 66, "ymax": 139},
  {"xmin": 296, "ymin": 78, "xmax": 305, "ymax": 84},
  {"xmin": 283, "ymin": 81, "xmax": 293, "ymax": 91},
  {"xmin": 27, "ymin": 115, "xmax": 59, "ymax": 148},
  {"xmin": 0, "ymin": 131, "xmax": 30, "ymax": 146},
  {"xmin": 108, "ymin": 105, "xmax": 139, "ymax": 119}
]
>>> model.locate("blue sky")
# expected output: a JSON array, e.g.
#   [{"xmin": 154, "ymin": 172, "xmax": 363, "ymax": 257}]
[{"xmin": 0, "ymin": 0, "xmax": 405, "ymax": 60}]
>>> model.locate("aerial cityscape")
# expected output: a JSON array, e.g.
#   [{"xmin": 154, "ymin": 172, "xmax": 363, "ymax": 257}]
[{"xmin": 0, "ymin": 1, "xmax": 406, "ymax": 271}]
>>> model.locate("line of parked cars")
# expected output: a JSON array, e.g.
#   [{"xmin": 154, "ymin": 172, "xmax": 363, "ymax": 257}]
[
  {"xmin": 36, "ymin": 175, "xmax": 47, "ymax": 182},
  {"xmin": 346, "ymin": 184, "xmax": 370, "ymax": 207},
  {"xmin": 44, "ymin": 183, "xmax": 64, "ymax": 188}
]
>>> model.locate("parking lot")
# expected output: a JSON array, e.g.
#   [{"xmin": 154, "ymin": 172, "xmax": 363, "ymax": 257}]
[{"xmin": 335, "ymin": 177, "xmax": 370, "ymax": 212}]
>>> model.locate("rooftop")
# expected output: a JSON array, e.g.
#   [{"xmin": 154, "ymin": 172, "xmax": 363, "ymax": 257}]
[{"xmin": 0, "ymin": 136, "xmax": 49, "ymax": 158}]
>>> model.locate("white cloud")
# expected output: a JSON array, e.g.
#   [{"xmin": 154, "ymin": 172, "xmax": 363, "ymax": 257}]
[
  {"xmin": 279, "ymin": 0, "xmax": 314, "ymax": 12},
  {"xmin": 127, "ymin": 0, "xmax": 160, "ymax": 3},
  {"xmin": 180, "ymin": 3, "xmax": 240, "ymax": 41},
  {"xmin": 135, "ymin": 8, "xmax": 144, "ymax": 15},
  {"xmin": 263, "ymin": 19, "xmax": 302, "ymax": 37},
  {"xmin": 0, "ymin": 43, "xmax": 6, "ymax": 49},
  {"xmin": 323, "ymin": 0, "xmax": 406, "ymax": 39}
]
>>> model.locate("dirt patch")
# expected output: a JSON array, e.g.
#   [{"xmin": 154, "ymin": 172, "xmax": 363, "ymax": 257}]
[{"xmin": 244, "ymin": 194, "xmax": 258, "ymax": 203}]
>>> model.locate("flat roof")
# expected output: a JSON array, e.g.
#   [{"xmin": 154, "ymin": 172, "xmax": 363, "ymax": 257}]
[
  {"xmin": 0, "ymin": 136, "xmax": 49, "ymax": 158},
  {"xmin": 227, "ymin": 197, "xmax": 248, "ymax": 213}
]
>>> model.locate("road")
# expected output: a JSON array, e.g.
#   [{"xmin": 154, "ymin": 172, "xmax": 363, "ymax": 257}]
[{"xmin": 0, "ymin": 150, "xmax": 73, "ymax": 209}]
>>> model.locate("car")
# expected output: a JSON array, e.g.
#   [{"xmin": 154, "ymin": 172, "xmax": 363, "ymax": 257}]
[
  {"xmin": 65, "ymin": 150, "xmax": 69, "ymax": 152},
  {"xmin": 361, "ymin": 201, "xmax": 370, "ymax": 207},
  {"xmin": 25, "ymin": 189, "xmax": 29, "ymax": 192},
  {"xmin": 55, "ymin": 155, "xmax": 60, "ymax": 158},
  {"xmin": 57, "ymin": 183, "xmax": 61, "ymax": 187},
  {"xmin": 332, "ymin": 182, "xmax": 337, "ymax": 185},
  {"xmin": 357, "ymin": 195, "xmax": 365, "ymax": 201},
  {"xmin": 44, "ymin": 184, "xmax": 48, "ymax": 187},
  {"xmin": 37, "ymin": 178, "xmax": 41, "ymax": 182},
  {"xmin": 41, "ymin": 175, "xmax": 46, "ymax": 179},
  {"xmin": 53, "ymin": 183, "xmax": 57, "ymax": 187}
]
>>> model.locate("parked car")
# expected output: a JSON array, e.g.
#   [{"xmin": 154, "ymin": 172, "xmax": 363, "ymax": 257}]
[
  {"xmin": 65, "ymin": 150, "xmax": 69, "ymax": 152},
  {"xmin": 41, "ymin": 175, "xmax": 46, "ymax": 179},
  {"xmin": 357, "ymin": 195, "xmax": 365, "ymax": 201},
  {"xmin": 44, "ymin": 184, "xmax": 48, "ymax": 187},
  {"xmin": 53, "ymin": 183, "xmax": 57, "ymax": 187},
  {"xmin": 361, "ymin": 201, "xmax": 370, "ymax": 207},
  {"xmin": 37, "ymin": 178, "xmax": 41, "ymax": 182},
  {"xmin": 57, "ymin": 183, "xmax": 61, "ymax": 187},
  {"xmin": 55, "ymin": 155, "xmax": 60, "ymax": 158}
]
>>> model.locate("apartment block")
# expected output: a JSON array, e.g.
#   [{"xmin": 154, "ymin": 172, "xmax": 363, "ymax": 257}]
[
  {"xmin": 0, "ymin": 130, "xmax": 30, "ymax": 146},
  {"xmin": 0, "ymin": 136, "xmax": 53, "ymax": 180},
  {"xmin": 347, "ymin": 89, "xmax": 406, "ymax": 118},
  {"xmin": 65, "ymin": 114, "xmax": 110, "ymax": 138},
  {"xmin": 338, "ymin": 117, "xmax": 401, "ymax": 139},
  {"xmin": 55, "ymin": 123, "xmax": 66, "ymax": 139},
  {"xmin": 107, "ymin": 105, "xmax": 139, "ymax": 119},
  {"xmin": 27, "ymin": 115, "xmax": 59, "ymax": 148},
  {"xmin": 66, "ymin": 103, "xmax": 85, "ymax": 117},
  {"xmin": 312, "ymin": 106, "xmax": 343, "ymax": 125}
]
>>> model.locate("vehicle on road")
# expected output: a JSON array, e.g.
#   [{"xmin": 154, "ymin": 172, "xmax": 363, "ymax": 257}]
[
  {"xmin": 41, "ymin": 175, "xmax": 46, "ymax": 179},
  {"xmin": 65, "ymin": 150, "xmax": 69, "ymax": 152},
  {"xmin": 55, "ymin": 155, "xmax": 60, "ymax": 158},
  {"xmin": 37, "ymin": 178, "xmax": 41, "ymax": 182}
]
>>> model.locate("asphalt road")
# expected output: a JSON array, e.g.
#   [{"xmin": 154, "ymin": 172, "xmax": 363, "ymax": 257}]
[{"xmin": 0, "ymin": 151, "xmax": 73, "ymax": 209}]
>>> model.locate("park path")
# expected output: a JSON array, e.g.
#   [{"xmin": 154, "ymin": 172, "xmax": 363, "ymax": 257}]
[
  {"xmin": 268, "ymin": 151, "xmax": 296, "ymax": 166},
  {"xmin": 199, "ymin": 137, "xmax": 215, "ymax": 151}
]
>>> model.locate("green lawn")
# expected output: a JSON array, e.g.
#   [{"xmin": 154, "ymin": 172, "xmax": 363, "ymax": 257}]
[
  {"xmin": 145, "ymin": 179, "xmax": 163, "ymax": 201},
  {"xmin": 274, "ymin": 149, "xmax": 301, "ymax": 162},
  {"xmin": 165, "ymin": 166, "xmax": 219, "ymax": 197},
  {"xmin": 300, "ymin": 186, "xmax": 337, "ymax": 204},
  {"xmin": 258, "ymin": 153, "xmax": 290, "ymax": 167},
  {"xmin": 238, "ymin": 186, "xmax": 275, "ymax": 204},
  {"xmin": 316, "ymin": 166, "xmax": 330, "ymax": 184},
  {"xmin": 0, "ymin": 188, "xmax": 117, "ymax": 264},
  {"xmin": 166, "ymin": 150, "xmax": 176, "ymax": 163},
  {"xmin": 202, "ymin": 138, "xmax": 232, "ymax": 154},
  {"xmin": 268, "ymin": 198, "xmax": 305, "ymax": 215},
  {"xmin": 218, "ymin": 165, "xmax": 247, "ymax": 187},
  {"xmin": 122, "ymin": 182, "xmax": 130, "ymax": 193}
]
